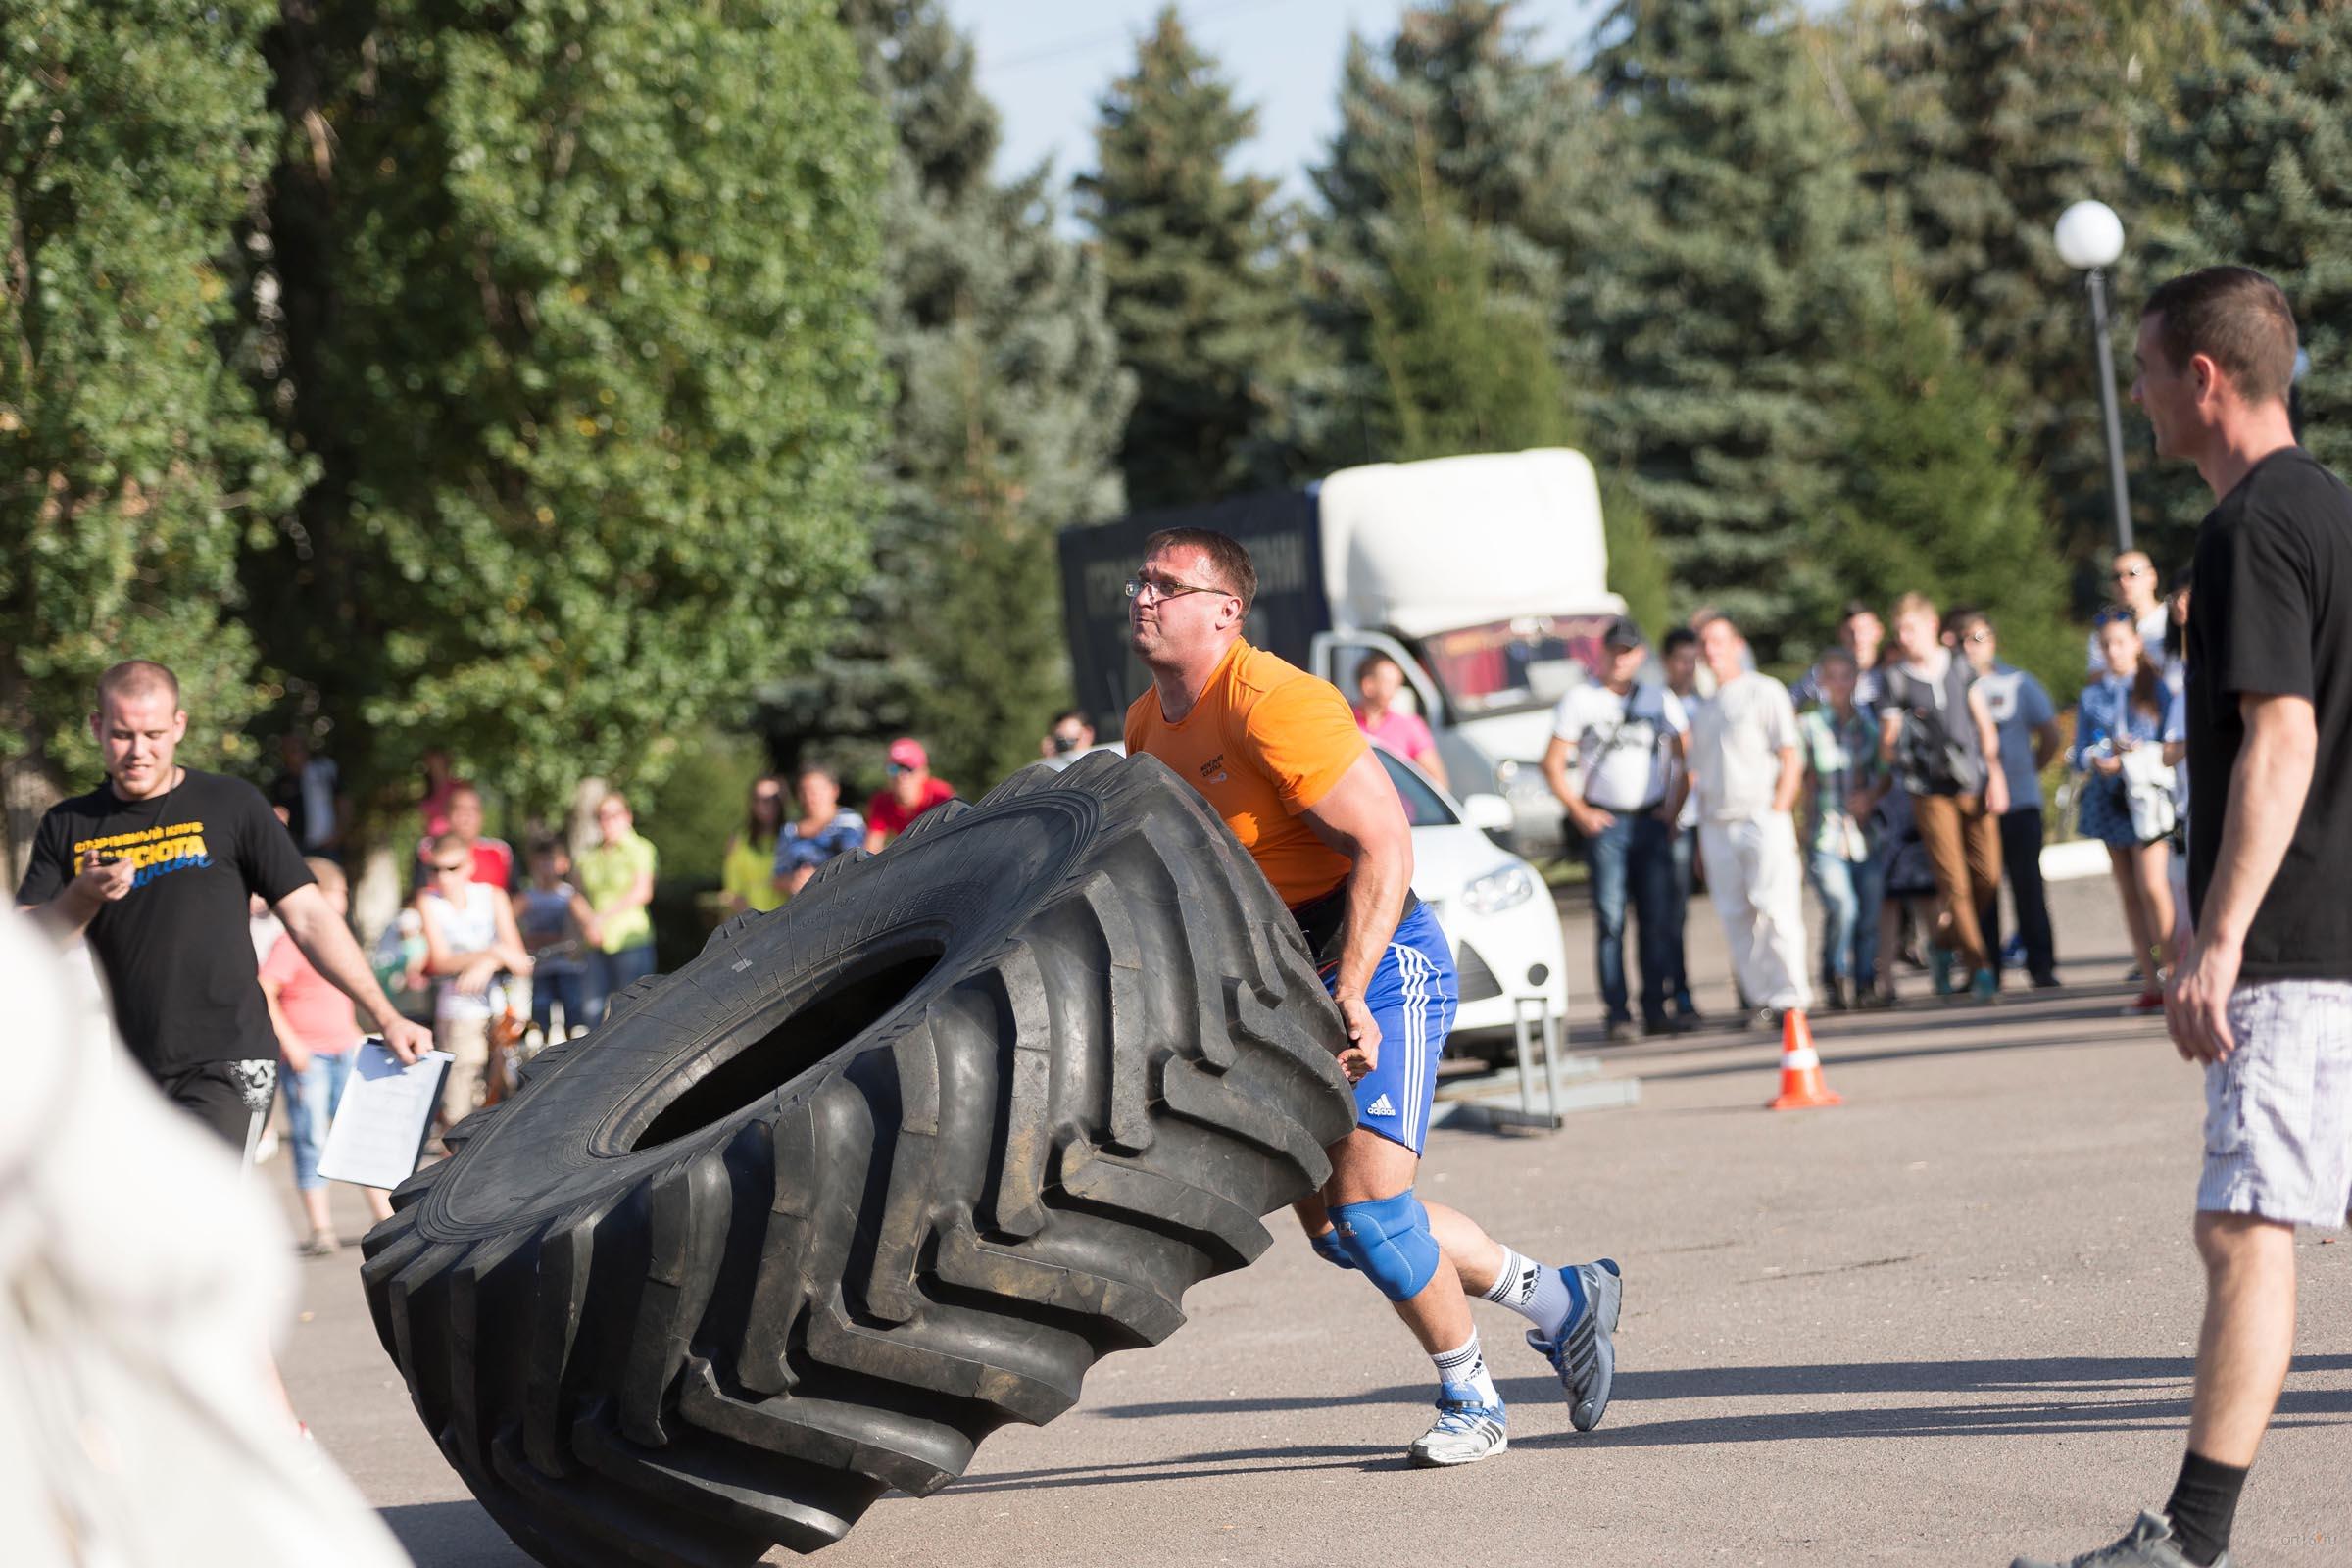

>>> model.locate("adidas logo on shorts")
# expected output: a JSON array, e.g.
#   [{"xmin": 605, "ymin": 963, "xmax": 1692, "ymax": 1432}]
[{"xmin": 1367, "ymin": 1093, "xmax": 1397, "ymax": 1118}]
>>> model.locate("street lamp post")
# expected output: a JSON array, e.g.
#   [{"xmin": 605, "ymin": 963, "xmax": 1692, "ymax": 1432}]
[{"xmin": 2054, "ymin": 199, "xmax": 2133, "ymax": 554}]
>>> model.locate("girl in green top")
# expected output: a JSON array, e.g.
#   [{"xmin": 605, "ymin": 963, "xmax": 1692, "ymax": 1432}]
[{"xmin": 720, "ymin": 775, "xmax": 788, "ymax": 915}]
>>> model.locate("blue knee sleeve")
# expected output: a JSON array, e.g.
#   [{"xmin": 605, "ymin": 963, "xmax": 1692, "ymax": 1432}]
[
  {"xmin": 1327, "ymin": 1192, "xmax": 1441, "ymax": 1302},
  {"xmin": 1309, "ymin": 1227, "xmax": 1356, "ymax": 1271}
]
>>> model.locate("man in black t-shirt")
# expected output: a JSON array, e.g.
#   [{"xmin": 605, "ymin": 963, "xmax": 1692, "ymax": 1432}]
[
  {"xmin": 2013, "ymin": 270, "xmax": 2349, "ymax": 1568},
  {"xmin": 17, "ymin": 661, "xmax": 431, "ymax": 1154}
]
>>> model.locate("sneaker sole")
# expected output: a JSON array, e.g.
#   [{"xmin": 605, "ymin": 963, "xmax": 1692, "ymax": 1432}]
[
  {"xmin": 1572, "ymin": 1259, "xmax": 1622, "ymax": 1431},
  {"xmin": 1407, "ymin": 1434, "xmax": 1509, "ymax": 1468}
]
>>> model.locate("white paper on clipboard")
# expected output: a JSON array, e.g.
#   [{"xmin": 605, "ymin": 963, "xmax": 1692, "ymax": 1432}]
[{"xmin": 317, "ymin": 1040, "xmax": 451, "ymax": 1190}]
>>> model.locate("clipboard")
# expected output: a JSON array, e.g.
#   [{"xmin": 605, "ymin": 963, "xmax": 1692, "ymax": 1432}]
[{"xmin": 317, "ymin": 1039, "xmax": 453, "ymax": 1190}]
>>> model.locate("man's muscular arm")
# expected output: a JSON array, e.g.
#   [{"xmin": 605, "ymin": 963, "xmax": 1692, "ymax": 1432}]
[
  {"xmin": 275, "ymin": 883, "xmax": 433, "ymax": 1064},
  {"xmin": 1300, "ymin": 748, "xmax": 1415, "ymax": 1082}
]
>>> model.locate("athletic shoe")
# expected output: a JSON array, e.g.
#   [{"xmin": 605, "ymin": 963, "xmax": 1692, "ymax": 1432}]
[
  {"xmin": 2124, "ymin": 990, "xmax": 2164, "ymax": 1015},
  {"xmin": 1407, "ymin": 1392, "xmax": 1508, "ymax": 1468},
  {"xmin": 1747, "ymin": 1006, "xmax": 1780, "ymax": 1034},
  {"xmin": 1929, "ymin": 947, "xmax": 1954, "ymax": 997},
  {"xmin": 1855, "ymin": 989, "xmax": 1895, "ymax": 1011},
  {"xmin": 1526, "ymin": 1258, "xmax": 1622, "ymax": 1430},
  {"xmin": 1971, "ymin": 968, "xmax": 1999, "ymax": 1004},
  {"xmin": 2010, "ymin": 1510, "xmax": 2230, "ymax": 1567},
  {"xmin": 2031, "ymin": 974, "xmax": 2064, "ymax": 990},
  {"xmin": 1605, "ymin": 1018, "xmax": 1640, "ymax": 1044}
]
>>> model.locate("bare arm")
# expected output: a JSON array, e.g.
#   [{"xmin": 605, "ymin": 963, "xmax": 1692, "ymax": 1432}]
[
  {"xmin": 862, "ymin": 826, "xmax": 888, "ymax": 856},
  {"xmin": 1541, "ymin": 734, "xmax": 1607, "ymax": 834},
  {"xmin": 275, "ymin": 883, "xmax": 431, "ymax": 1063},
  {"xmin": 1969, "ymin": 689, "xmax": 2009, "ymax": 816},
  {"xmin": 1878, "ymin": 708, "xmax": 1902, "ymax": 768},
  {"xmin": 23, "ymin": 853, "xmax": 136, "ymax": 942},
  {"xmin": 2030, "ymin": 719, "xmax": 2061, "ymax": 773},
  {"xmin": 1659, "ymin": 731, "xmax": 1690, "ymax": 823},
  {"xmin": 1298, "ymin": 749, "xmax": 1416, "ymax": 1082},
  {"xmin": 1415, "ymin": 739, "xmax": 1449, "ymax": 794},
  {"xmin": 2168, "ymin": 692, "xmax": 2317, "ymax": 1063},
  {"xmin": 258, "ymin": 972, "xmax": 308, "ymax": 1071},
  {"xmin": 490, "ymin": 888, "xmax": 533, "ymax": 973}
]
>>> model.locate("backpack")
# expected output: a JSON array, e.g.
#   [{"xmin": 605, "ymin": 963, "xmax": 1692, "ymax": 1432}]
[{"xmin": 1886, "ymin": 663, "xmax": 1981, "ymax": 797}]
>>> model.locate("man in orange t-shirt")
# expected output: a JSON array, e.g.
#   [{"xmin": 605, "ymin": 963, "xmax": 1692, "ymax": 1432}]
[{"xmin": 1122, "ymin": 527, "xmax": 1622, "ymax": 1468}]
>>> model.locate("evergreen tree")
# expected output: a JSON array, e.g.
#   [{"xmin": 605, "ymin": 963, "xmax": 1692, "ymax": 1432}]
[
  {"xmin": 768, "ymin": 0, "xmax": 1129, "ymax": 796},
  {"xmin": 1308, "ymin": 0, "xmax": 1598, "ymax": 466},
  {"xmin": 1826, "ymin": 287, "xmax": 2078, "ymax": 694},
  {"xmin": 1876, "ymin": 0, "xmax": 2149, "ymax": 558},
  {"xmin": 1, "ymin": 0, "xmax": 302, "ymax": 873},
  {"xmin": 2142, "ymin": 1, "xmax": 2352, "ymax": 512},
  {"xmin": 1574, "ymin": 0, "xmax": 1885, "ymax": 661},
  {"xmin": 250, "ymin": 0, "xmax": 891, "ymax": 817},
  {"xmin": 1080, "ymin": 8, "xmax": 1307, "ymax": 510},
  {"xmin": 1356, "ymin": 175, "xmax": 1674, "ymax": 639}
]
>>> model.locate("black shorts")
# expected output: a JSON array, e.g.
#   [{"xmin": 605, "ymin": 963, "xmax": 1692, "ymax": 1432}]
[{"xmin": 154, "ymin": 1059, "xmax": 279, "ymax": 1151}]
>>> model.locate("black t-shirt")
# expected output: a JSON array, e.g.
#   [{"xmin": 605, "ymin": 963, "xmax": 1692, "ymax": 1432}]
[
  {"xmin": 2185, "ymin": 446, "xmax": 2352, "ymax": 980},
  {"xmin": 15, "ymin": 767, "xmax": 316, "ymax": 1073}
]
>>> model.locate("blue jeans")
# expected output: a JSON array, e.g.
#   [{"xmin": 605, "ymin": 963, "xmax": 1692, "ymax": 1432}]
[
  {"xmin": 531, "ymin": 959, "xmax": 591, "ymax": 1036},
  {"xmin": 1808, "ymin": 847, "xmax": 1886, "ymax": 989},
  {"xmin": 282, "ymin": 1048, "xmax": 359, "ymax": 1192},
  {"xmin": 1666, "ymin": 822, "xmax": 1695, "ymax": 1013},
  {"xmin": 1587, "ymin": 811, "xmax": 1677, "ymax": 1025},
  {"xmin": 586, "ymin": 942, "xmax": 658, "ymax": 1026}
]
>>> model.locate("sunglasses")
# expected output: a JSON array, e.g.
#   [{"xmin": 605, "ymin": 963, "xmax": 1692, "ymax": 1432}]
[{"xmin": 2093, "ymin": 607, "xmax": 2140, "ymax": 627}]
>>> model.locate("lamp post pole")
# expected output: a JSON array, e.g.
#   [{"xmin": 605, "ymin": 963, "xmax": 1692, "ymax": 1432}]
[
  {"xmin": 2084, "ymin": 266, "xmax": 2133, "ymax": 554},
  {"xmin": 2055, "ymin": 200, "xmax": 2133, "ymax": 556}
]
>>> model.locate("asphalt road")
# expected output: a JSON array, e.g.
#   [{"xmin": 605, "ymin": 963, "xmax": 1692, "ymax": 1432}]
[{"xmin": 280, "ymin": 874, "xmax": 2350, "ymax": 1567}]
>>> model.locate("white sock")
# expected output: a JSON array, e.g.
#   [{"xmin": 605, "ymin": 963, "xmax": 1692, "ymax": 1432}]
[
  {"xmin": 1482, "ymin": 1247, "xmax": 1578, "ymax": 1339},
  {"xmin": 1432, "ymin": 1332, "xmax": 1499, "ymax": 1405}
]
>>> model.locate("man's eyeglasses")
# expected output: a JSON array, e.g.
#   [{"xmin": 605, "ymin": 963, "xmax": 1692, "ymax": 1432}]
[
  {"xmin": 2112, "ymin": 566, "xmax": 2149, "ymax": 581},
  {"xmin": 1963, "ymin": 630, "xmax": 1993, "ymax": 645},
  {"xmin": 1124, "ymin": 574, "xmax": 1230, "ymax": 605}
]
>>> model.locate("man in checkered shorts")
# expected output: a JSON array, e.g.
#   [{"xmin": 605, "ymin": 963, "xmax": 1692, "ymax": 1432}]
[{"xmin": 2014, "ymin": 270, "xmax": 2352, "ymax": 1568}]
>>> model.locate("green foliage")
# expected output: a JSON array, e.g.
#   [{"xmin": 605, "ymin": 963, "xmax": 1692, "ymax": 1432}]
[
  {"xmin": 763, "ymin": 0, "xmax": 1128, "ymax": 797},
  {"xmin": 0, "ymin": 0, "xmax": 302, "ymax": 789},
  {"xmin": 637, "ymin": 725, "xmax": 769, "ymax": 888},
  {"xmin": 1825, "ymin": 287, "xmax": 2079, "ymax": 699},
  {"xmin": 1573, "ymin": 0, "xmax": 1885, "ymax": 662},
  {"xmin": 1307, "ymin": 1, "xmax": 1595, "ymax": 466},
  {"xmin": 1874, "ymin": 0, "xmax": 2158, "ymax": 563},
  {"xmin": 244, "ymin": 0, "xmax": 889, "ymax": 820},
  {"xmin": 1080, "ymin": 7, "xmax": 1309, "ymax": 509},
  {"xmin": 2141, "ymin": 1, "xmax": 2352, "ymax": 498},
  {"xmin": 1360, "ymin": 181, "xmax": 1569, "ymax": 461},
  {"xmin": 1597, "ymin": 470, "xmax": 1675, "ymax": 648}
]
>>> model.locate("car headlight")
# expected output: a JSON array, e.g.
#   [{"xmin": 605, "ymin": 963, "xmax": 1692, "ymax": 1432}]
[
  {"xmin": 1493, "ymin": 759, "xmax": 1519, "ymax": 788},
  {"xmin": 1461, "ymin": 862, "xmax": 1539, "ymax": 915}
]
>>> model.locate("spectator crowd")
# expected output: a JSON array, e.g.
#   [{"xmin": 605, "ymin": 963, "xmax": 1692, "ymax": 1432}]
[{"xmin": 1515, "ymin": 553, "xmax": 2194, "ymax": 1042}]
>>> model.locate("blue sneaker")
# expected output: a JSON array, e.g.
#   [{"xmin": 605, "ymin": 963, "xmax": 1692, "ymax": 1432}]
[
  {"xmin": 1971, "ymin": 967, "xmax": 1999, "ymax": 1004},
  {"xmin": 1525, "ymin": 1258, "xmax": 1621, "ymax": 1431},
  {"xmin": 1407, "ymin": 1389, "xmax": 1508, "ymax": 1467}
]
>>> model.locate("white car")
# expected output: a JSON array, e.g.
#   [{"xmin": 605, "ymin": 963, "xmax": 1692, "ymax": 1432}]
[{"xmin": 1369, "ymin": 746, "xmax": 1571, "ymax": 1060}]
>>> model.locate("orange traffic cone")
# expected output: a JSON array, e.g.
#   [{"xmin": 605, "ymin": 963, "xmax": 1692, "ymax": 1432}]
[{"xmin": 1768, "ymin": 1008, "xmax": 1842, "ymax": 1110}]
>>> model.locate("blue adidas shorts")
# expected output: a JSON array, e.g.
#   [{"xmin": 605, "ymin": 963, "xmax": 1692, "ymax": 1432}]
[{"xmin": 1320, "ymin": 900, "xmax": 1457, "ymax": 1155}]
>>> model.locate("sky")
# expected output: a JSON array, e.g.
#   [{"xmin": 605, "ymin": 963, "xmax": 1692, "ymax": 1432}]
[{"xmin": 942, "ymin": 0, "xmax": 1613, "ymax": 207}]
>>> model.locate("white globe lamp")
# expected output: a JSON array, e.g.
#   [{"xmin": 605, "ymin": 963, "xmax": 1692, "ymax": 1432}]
[{"xmin": 2053, "ymin": 200, "xmax": 2126, "ymax": 271}]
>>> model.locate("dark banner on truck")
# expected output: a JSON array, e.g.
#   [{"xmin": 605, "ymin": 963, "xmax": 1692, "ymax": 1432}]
[{"xmin": 1056, "ymin": 490, "xmax": 1333, "ymax": 724}]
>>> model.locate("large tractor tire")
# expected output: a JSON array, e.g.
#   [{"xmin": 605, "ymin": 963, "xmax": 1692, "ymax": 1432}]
[{"xmin": 360, "ymin": 752, "xmax": 1357, "ymax": 1566}]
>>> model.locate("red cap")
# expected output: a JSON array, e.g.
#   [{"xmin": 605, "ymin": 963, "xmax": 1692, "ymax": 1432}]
[{"xmin": 887, "ymin": 737, "xmax": 928, "ymax": 769}]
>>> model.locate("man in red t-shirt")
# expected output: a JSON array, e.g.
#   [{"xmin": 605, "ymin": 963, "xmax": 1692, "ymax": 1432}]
[
  {"xmin": 414, "ymin": 783, "xmax": 514, "ymax": 891},
  {"xmin": 862, "ymin": 737, "xmax": 956, "ymax": 853}
]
